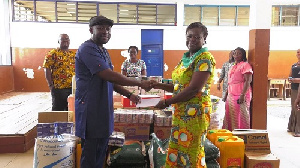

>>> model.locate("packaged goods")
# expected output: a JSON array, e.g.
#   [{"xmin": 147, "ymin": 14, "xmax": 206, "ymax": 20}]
[
  {"xmin": 108, "ymin": 131, "xmax": 125, "ymax": 147},
  {"xmin": 148, "ymin": 133, "xmax": 169, "ymax": 168},
  {"xmin": 33, "ymin": 134, "xmax": 78, "ymax": 168},
  {"xmin": 209, "ymin": 96, "xmax": 225, "ymax": 130},
  {"xmin": 204, "ymin": 138, "xmax": 220, "ymax": 161},
  {"xmin": 218, "ymin": 136, "xmax": 245, "ymax": 168},
  {"xmin": 153, "ymin": 126, "xmax": 172, "ymax": 140},
  {"xmin": 232, "ymin": 129, "xmax": 270, "ymax": 153},
  {"xmin": 38, "ymin": 111, "xmax": 73, "ymax": 123},
  {"xmin": 207, "ymin": 129, "xmax": 232, "ymax": 145},
  {"xmin": 107, "ymin": 141, "xmax": 146, "ymax": 167},
  {"xmin": 245, "ymin": 152, "xmax": 280, "ymax": 168}
]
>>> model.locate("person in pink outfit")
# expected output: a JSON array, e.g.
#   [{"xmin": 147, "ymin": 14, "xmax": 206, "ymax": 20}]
[{"xmin": 222, "ymin": 47, "xmax": 253, "ymax": 131}]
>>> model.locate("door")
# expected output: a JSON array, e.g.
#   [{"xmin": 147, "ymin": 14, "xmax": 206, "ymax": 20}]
[{"xmin": 141, "ymin": 29, "xmax": 163, "ymax": 77}]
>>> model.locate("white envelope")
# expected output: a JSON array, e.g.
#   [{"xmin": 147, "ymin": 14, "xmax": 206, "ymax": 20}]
[{"xmin": 136, "ymin": 95, "xmax": 161, "ymax": 108}]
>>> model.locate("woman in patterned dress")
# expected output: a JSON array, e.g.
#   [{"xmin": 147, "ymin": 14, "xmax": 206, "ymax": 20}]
[
  {"xmin": 217, "ymin": 50, "xmax": 234, "ymax": 100},
  {"xmin": 151, "ymin": 22, "xmax": 216, "ymax": 168},
  {"xmin": 222, "ymin": 47, "xmax": 253, "ymax": 131},
  {"xmin": 121, "ymin": 46, "xmax": 147, "ymax": 77}
]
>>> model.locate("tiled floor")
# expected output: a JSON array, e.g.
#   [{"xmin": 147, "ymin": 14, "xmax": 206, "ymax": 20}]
[{"xmin": 0, "ymin": 93, "xmax": 299, "ymax": 168}]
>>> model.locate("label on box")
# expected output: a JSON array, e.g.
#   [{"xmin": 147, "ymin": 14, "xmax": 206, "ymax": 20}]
[
  {"xmin": 232, "ymin": 129, "xmax": 270, "ymax": 153},
  {"xmin": 153, "ymin": 126, "xmax": 172, "ymax": 139},
  {"xmin": 114, "ymin": 123, "xmax": 150, "ymax": 141}
]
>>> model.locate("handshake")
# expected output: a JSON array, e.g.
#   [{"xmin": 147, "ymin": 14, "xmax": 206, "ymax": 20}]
[{"xmin": 140, "ymin": 80, "xmax": 159, "ymax": 92}]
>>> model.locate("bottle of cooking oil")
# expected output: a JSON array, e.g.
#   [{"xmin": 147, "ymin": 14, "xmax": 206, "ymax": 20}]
[
  {"xmin": 219, "ymin": 136, "xmax": 245, "ymax": 168},
  {"xmin": 207, "ymin": 129, "xmax": 232, "ymax": 145}
]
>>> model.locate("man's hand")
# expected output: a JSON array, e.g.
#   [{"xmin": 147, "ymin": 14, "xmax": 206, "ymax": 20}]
[
  {"xmin": 141, "ymin": 80, "xmax": 151, "ymax": 92},
  {"xmin": 150, "ymin": 80, "xmax": 159, "ymax": 89},
  {"xmin": 130, "ymin": 94, "xmax": 141, "ymax": 104}
]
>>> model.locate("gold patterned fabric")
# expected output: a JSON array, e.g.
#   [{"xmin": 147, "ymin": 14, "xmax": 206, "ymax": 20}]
[
  {"xmin": 165, "ymin": 47, "xmax": 216, "ymax": 168},
  {"xmin": 43, "ymin": 48, "xmax": 75, "ymax": 89}
]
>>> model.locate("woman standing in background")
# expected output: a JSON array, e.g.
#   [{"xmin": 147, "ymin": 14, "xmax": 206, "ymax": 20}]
[
  {"xmin": 217, "ymin": 50, "xmax": 234, "ymax": 100},
  {"xmin": 288, "ymin": 49, "xmax": 300, "ymax": 137},
  {"xmin": 121, "ymin": 46, "xmax": 147, "ymax": 77},
  {"xmin": 223, "ymin": 47, "xmax": 253, "ymax": 131}
]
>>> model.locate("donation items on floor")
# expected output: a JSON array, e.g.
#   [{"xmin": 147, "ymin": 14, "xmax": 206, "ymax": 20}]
[{"xmin": 32, "ymin": 76, "xmax": 280, "ymax": 168}]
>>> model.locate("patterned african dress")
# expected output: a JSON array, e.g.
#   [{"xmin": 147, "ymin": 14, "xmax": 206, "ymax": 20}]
[
  {"xmin": 165, "ymin": 47, "xmax": 216, "ymax": 168},
  {"xmin": 121, "ymin": 59, "xmax": 146, "ymax": 77},
  {"xmin": 222, "ymin": 61, "xmax": 253, "ymax": 131},
  {"xmin": 220, "ymin": 61, "xmax": 234, "ymax": 99}
]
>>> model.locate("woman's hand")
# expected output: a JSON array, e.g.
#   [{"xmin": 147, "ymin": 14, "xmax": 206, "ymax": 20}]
[
  {"xmin": 154, "ymin": 99, "xmax": 169, "ymax": 109},
  {"xmin": 150, "ymin": 80, "xmax": 159, "ymax": 89},
  {"xmin": 237, "ymin": 94, "xmax": 245, "ymax": 104}
]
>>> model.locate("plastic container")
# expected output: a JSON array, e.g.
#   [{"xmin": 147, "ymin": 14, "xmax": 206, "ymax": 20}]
[
  {"xmin": 214, "ymin": 136, "xmax": 229, "ymax": 163},
  {"xmin": 219, "ymin": 136, "xmax": 245, "ymax": 168},
  {"xmin": 67, "ymin": 94, "xmax": 75, "ymax": 122},
  {"xmin": 207, "ymin": 129, "xmax": 232, "ymax": 145}
]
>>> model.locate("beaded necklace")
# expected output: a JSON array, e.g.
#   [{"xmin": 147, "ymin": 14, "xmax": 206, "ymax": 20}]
[{"xmin": 181, "ymin": 47, "xmax": 207, "ymax": 68}]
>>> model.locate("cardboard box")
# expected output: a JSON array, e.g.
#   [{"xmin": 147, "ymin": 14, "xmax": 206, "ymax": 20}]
[
  {"xmin": 232, "ymin": 129, "xmax": 270, "ymax": 153},
  {"xmin": 114, "ymin": 123, "xmax": 150, "ymax": 141},
  {"xmin": 38, "ymin": 111, "xmax": 73, "ymax": 123},
  {"xmin": 140, "ymin": 88, "xmax": 165, "ymax": 98},
  {"xmin": 245, "ymin": 152, "xmax": 280, "ymax": 168},
  {"xmin": 153, "ymin": 126, "xmax": 172, "ymax": 139},
  {"xmin": 123, "ymin": 86, "xmax": 140, "ymax": 95}
]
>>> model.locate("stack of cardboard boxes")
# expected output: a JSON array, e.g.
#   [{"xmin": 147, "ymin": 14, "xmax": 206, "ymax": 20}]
[{"xmin": 232, "ymin": 129, "xmax": 280, "ymax": 168}]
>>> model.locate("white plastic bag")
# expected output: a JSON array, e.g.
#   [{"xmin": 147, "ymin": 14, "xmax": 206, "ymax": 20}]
[
  {"xmin": 33, "ymin": 134, "xmax": 78, "ymax": 168},
  {"xmin": 209, "ymin": 96, "xmax": 225, "ymax": 130}
]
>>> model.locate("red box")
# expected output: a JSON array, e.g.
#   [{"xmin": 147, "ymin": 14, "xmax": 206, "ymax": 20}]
[
  {"xmin": 121, "ymin": 96, "xmax": 136, "ymax": 107},
  {"xmin": 164, "ymin": 92, "xmax": 173, "ymax": 99}
]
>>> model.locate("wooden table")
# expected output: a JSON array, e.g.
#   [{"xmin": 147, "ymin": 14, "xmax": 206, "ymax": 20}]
[{"xmin": 268, "ymin": 79, "xmax": 286, "ymax": 100}]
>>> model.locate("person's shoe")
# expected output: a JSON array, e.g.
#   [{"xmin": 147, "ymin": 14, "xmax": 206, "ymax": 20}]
[
  {"xmin": 287, "ymin": 129, "xmax": 292, "ymax": 132},
  {"xmin": 293, "ymin": 133, "xmax": 300, "ymax": 137}
]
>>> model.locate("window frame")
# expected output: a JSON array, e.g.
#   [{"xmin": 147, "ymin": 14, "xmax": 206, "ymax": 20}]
[
  {"xmin": 12, "ymin": 0, "xmax": 177, "ymax": 26},
  {"xmin": 184, "ymin": 5, "xmax": 250, "ymax": 26},
  {"xmin": 272, "ymin": 5, "xmax": 300, "ymax": 26}
]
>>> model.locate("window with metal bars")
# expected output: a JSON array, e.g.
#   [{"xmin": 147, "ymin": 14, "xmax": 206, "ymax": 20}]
[
  {"xmin": 12, "ymin": 0, "xmax": 177, "ymax": 26},
  {"xmin": 184, "ymin": 5, "xmax": 250, "ymax": 26},
  {"xmin": 272, "ymin": 5, "xmax": 299, "ymax": 26}
]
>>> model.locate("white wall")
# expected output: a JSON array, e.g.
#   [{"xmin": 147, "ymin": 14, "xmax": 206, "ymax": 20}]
[{"xmin": 9, "ymin": 0, "xmax": 300, "ymax": 51}]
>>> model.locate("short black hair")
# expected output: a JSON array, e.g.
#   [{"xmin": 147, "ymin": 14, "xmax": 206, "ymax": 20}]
[
  {"xmin": 235, "ymin": 47, "xmax": 247, "ymax": 61},
  {"xmin": 128, "ymin": 46, "xmax": 138, "ymax": 53},
  {"xmin": 89, "ymin": 16, "xmax": 114, "ymax": 27},
  {"xmin": 186, "ymin": 22, "xmax": 208, "ymax": 39}
]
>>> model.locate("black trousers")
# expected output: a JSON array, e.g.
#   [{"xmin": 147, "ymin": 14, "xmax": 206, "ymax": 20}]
[{"xmin": 51, "ymin": 88, "xmax": 72, "ymax": 111}]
